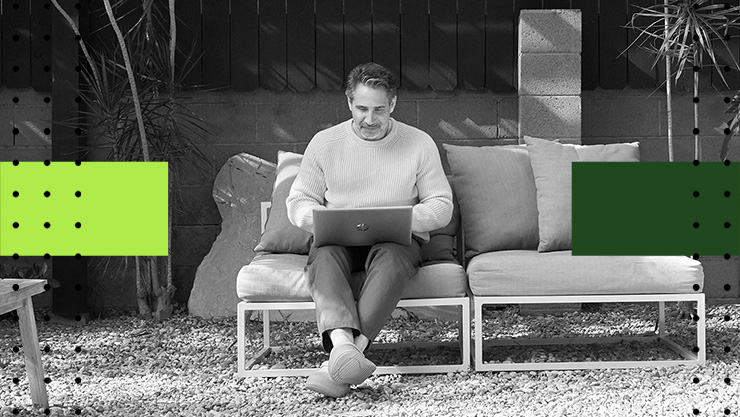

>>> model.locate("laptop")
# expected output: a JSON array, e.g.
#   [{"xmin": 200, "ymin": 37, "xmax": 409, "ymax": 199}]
[{"xmin": 312, "ymin": 206, "xmax": 413, "ymax": 247}]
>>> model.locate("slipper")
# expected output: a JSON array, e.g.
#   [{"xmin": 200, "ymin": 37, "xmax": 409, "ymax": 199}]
[
  {"xmin": 328, "ymin": 343, "xmax": 376, "ymax": 385},
  {"xmin": 305, "ymin": 361, "xmax": 350, "ymax": 398}
]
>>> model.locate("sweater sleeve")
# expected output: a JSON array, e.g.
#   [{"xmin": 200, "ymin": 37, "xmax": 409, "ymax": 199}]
[
  {"xmin": 286, "ymin": 142, "xmax": 326, "ymax": 234},
  {"xmin": 412, "ymin": 137, "xmax": 453, "ymax": 234}
]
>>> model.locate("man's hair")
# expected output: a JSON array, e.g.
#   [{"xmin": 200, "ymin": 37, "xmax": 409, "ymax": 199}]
[{"xmin": 345, "ymin": 62, "xmax": 399, "ymax": 102}]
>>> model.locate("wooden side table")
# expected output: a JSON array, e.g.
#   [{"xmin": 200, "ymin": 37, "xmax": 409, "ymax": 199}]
[{"xmin": 0, "ymin": 278, "xmax": 49, "ymax": 408}]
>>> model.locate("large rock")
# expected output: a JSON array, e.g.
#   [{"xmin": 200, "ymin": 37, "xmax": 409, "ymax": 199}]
[{"xmin": 188, "ymin": 153, "xmax": 275, "ymax": 318}]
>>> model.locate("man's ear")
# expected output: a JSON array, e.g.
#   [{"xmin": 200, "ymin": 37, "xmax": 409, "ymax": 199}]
[
  {"xmin": 347, "ymin": 96, "xmax": 353, "ymax": 112},
  {"xmin": 389, "ymin": 97, "xmax": 397, "ymax": 113}
]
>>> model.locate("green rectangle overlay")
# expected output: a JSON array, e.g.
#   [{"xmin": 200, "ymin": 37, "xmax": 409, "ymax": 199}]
[
  {"xmin": 0, "ymin": 162, "xmax": 168, "ymax": 256},
  {"xmin": 572, "ymin": 162, "xmax": 740, "ymax": 256}
]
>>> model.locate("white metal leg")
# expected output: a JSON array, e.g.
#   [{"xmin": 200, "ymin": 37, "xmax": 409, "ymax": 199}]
[
  {"xmin": 473, "ymin": 294, "xmax": 706, "ymax": 372},
  {"xmin": 237, "ymin": 297, "xmax": 471, "ymax": 378}
]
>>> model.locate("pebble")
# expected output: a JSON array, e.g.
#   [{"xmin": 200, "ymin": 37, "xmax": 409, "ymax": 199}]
[{"xmin": 0, "ymin": 304, "xmax": 736, "ymax": 416}]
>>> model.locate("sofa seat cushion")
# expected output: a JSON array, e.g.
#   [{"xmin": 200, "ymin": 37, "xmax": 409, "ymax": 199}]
[
  {"xmin": 467, "ymin": 250, "xmax": 704, "ymax": 296},
  {"xmin": 236, "ymin": 253, "xmax": 468, "ymax": 302}
]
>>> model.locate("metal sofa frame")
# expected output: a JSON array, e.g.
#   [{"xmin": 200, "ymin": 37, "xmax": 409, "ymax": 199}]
[
  {"xmin": 473, "ymin": 293, "xmax": 706, "ymax": 372},
  {"xmin": 236, "ymin": 202, "xmax": 471, "ymax": 377}
]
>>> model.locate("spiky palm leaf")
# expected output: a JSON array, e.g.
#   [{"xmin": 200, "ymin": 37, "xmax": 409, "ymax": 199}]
[{"xmin": 625, "ymin": 0, "xmax": 740, "ymax": 87}]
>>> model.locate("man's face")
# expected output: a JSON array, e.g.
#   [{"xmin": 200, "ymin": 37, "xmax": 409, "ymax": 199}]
[{"xmin": 347, "ymin": 84, "xmax": 396, "ymax": 141}]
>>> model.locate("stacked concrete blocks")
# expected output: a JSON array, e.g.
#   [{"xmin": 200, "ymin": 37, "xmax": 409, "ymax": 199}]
[{"xmin": 518, "ymin": 10, "xmax": 582, "ymax": 143}]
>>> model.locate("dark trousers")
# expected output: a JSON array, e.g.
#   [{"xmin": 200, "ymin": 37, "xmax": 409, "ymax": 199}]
[{"xmin": 305, "ymin": 240, "xmax": 422, "ymax": 352}]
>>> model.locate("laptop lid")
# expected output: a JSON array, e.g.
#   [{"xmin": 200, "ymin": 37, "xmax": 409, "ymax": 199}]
[{"xmin": 312, "ymin": 206, "xmax": 413, "ymax": 247}]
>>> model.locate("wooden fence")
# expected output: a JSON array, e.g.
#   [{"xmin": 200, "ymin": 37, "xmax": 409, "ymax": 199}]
[{"xmin": 2, "ymin": 0, "xmax": 740, "ymax": 93}]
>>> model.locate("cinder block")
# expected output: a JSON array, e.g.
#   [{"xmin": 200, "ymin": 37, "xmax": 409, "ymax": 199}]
[
  {"xmin": 173, "ymin": 266, "xmax": 197, "ymax": 304},
  {"xmin": 519, "ymin": 53, "xmax": 581, "ymax": 95},
  {"xmin": 212, "ymin": 143, "xmax": 287, "ymax": 172},
  {"xmin": 176, "ymin": 148, "xmax": 216, "ymax": 187},
  {"xmin": 392, "ymin": 100, "xmax": 418, "ymax": 127},
  {"xmin": 497, "ymin": 98, "xmax": 519, "ymax": 139},
  {"xmin": 256, "ymin": 101, "xmax": 343, "ymax": 143},
  {"xmin": 519, "ymin": 95, "xmax": 581, "ymax": 139},
  {"xmin": 519, "ymin": 9, "xmax": 582, "ymax": 53},
  {"xmin": 0, "ymin": 147, "xmax": 50, "ymax": 162},
  {"xmin": 0, "ymin": 110, "xmax": 13, "ymax": 147},
  {"xmin": 657, "ymin": 94, "xmax": 732, "ymax": 139},
  {"xmin": 582, "ymin": 95, "xmax": 659, "ymax": 137},
  {"xmin": 172, "ymin": 225, "xmax": 220, "ymax": 267},
  {"xmin": 190, "ymin": 102, "xmax": 256, "ymax": 145},
  {"xmin": 14, "ymin": 106, "xmax": 52, "ymax": 147},
  {"xmin": 0, "ymin": 88, "xmax": 49, "ymax": 106},
  {"xmin": 419, "ymin": 98, "xmax": 497, "ymax": 140},
  {"xmin": 701, "ymin": 256, "xmax": 739, "ymax": 298},
  {"xmin": 177, "ymin": 185, "xmax": 221, "ymax": 225}
]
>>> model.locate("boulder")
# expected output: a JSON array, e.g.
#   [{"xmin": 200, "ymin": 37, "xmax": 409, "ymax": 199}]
[{"xmin": 188, "ymin": 153, "xmax": 275, "ymax": 318}]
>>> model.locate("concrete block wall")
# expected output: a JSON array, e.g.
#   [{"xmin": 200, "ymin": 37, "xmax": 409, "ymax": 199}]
[
  {"xmin": 0, "ymin": 87, "xmax": 54, "ymax": 308},
  {"xmin": 518, "ymin": 10, "xmax": 582, "ymax": 143},
  {"xmin": 2, "ymin": 85, "xmax": 739, "ymax": 311},
  {"xmin": 0, "ymin": 87, "xmax": 52, "ymax": 161}
]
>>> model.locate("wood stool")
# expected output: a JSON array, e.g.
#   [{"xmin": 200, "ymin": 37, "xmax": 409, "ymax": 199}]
[{"xmin": 1, "ymin": 279, "xmax": 49, "ymax": 408}]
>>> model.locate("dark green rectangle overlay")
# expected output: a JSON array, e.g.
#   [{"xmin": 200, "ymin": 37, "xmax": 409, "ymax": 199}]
[{"xmin": 572, "ymin": 162, "xmax": 740, "ymax": 256}]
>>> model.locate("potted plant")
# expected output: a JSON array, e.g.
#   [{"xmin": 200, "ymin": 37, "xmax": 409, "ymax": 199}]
[
  {"xmin": 715, "ymin": 92, "xmax": 740, "ymax": 161},
  {"xmin": 625, "ymin": 0, "xmax": 740, "ymax": 161},
  {"xmin": 51, "ymin": 0, "xmax": 212, "ymax": 320}
]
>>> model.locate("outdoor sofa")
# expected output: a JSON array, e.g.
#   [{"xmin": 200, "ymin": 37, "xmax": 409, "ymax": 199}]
[{"xmin": 235, "ymin": 137, "xmax": 706, "ymax": 377}]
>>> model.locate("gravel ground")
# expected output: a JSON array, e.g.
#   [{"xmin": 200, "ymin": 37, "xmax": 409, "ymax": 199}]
[{"xmin": 0, "ymin": 302, "xmax": 738, "ymax": 417}]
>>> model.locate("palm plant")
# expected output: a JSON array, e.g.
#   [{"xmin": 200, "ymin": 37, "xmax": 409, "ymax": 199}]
[
  {"xmin": 715, "ymin": 90, "xmax": 740, "ymax": 161},
  {"xmin": 625, "ymin": 0, "xmax": 740, "ymax": 162},
  {"xmin": 52, "ymin": 0, "xmax": 212, "ymax": 319}
]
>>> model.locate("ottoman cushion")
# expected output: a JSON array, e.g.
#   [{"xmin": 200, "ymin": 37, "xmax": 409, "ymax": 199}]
[
  {"xmin": 467, "ymin": 250, "xmax": 703, "ymax": 296},
  {"xmin": 237, "ymin": 253, "xmax": 469, "ymax": 302}
]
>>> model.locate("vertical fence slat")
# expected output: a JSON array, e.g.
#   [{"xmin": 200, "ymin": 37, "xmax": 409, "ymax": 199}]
[
  {"xmin": 201, "ymin": 0, "xmax": 230, "ymax": 88},
  {"xmin": 627, "ymin": 0, "xmax": 658, "ymax": 89},
  {"xmin": 87, "ymin": 0, "xmax": 110, "ymax": 56},
  {"xmin": 52, "ymin": 0, "xmax": 87, "ymax": 320},
  {"xmin": 486, "ymin": 0, "xmax": 515, "ymax": 92},
  {"xmin": 287, "ymin": 0, "xmax": 316, "ymax": 92},
  {"xmin": 52, "ymin": 0, "xmax": 79, "ymax": 161},
  {"xmin": 2, "ymin": 0, "xmax": 31, "ymax": 88},
  {"xmin": 711, "ymin": 0, "xmax": 740, "ymax": 91},
  {"xmin": 599, "ymin": 0, "xmax": 628, "ymax": 89},
  {"xmin": 401, "ymin": 0, "xmax": 429, "ymax": 89},
  {"xmin": 0, "ymin": 4, "xmax": 3, "ymax": 86},
  {"xmin": 30, "ymin": 1, "xmax": 53, "ymax": 92},
  {"xmin": 316, "ymin": 0, "xmax": 344, "ymax": 90},
  {"xmin": 176, "ymin": 0, "xmax": 202, "ymax": 87},
  {"xmin": 543, "ymin": 0, "xmax": 570, "ymax": 8},
  {"xmin": 571, "ymin": 0, "xmax": 597, "ymax": 90},
  {"xmin": 259, "ymin": 0, "xmax": 288, "ymax": 89},
  {"xmin": 458, "ymin": 0, "xmax": 486, "ymax": 90},
  {"xmin": 344, "ymin": 0, "xmax": 372, "ymax": 76},
  {"xmin": 429, "ymin": 0, "xmax": 456, "ymax": 90},
  {"xmin": 372, "ymin": 0, "xmax": 401, "ymax": 78},
  {"xmin": 515, "ymin": 0, "xmax": 542, "ymax": 14},
  {"xmin": 231, "ymin": 0, "xmax": 259, "ymax": 91}
]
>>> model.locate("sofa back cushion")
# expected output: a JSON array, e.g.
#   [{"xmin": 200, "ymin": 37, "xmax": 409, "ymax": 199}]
[
  {"xmin": 254, "ymin": 151, "xmax": 460, "ymax": 263},
  {"xmin": 254, "ymin": 151, "xmax": 314, "ymax": 254},
  {"xmin": 444, "ymin": 144, "xmax": 540, "ymax": 258},
  {"xmin": 523, "ymin": 136, "xmax": 640, "ymax": 252}
]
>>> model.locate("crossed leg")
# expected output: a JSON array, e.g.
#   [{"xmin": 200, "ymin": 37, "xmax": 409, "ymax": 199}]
[{"xmin": 304, "ymin": 241, "xmax": 421, "ymax": 395}]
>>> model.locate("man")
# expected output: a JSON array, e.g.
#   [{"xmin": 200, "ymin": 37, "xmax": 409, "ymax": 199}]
[{"xmin": 287, "ymin": 62, "xmax": 453, "ymax": 397}]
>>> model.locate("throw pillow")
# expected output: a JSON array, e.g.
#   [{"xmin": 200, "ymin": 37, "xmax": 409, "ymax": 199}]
[
  {"xmin": 254, "ymin": 151, "xmax": 313, "ymax": 254},
  {"xmin": 444, "ymin": 144, "xmax": 540, "ymax": 258},
  {"xmin": 421, "ymin": 179, "xmax": 460, "ymax": 264},
  {"xmin": 523, "ymin": 136, "xmax": 640, "ymax": 252}
]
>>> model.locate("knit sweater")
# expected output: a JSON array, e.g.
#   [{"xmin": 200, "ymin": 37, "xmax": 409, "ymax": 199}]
[{"xmin": 286, "ymin": 118, "xmax": 453, "ymax": 242}]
